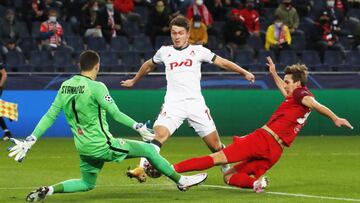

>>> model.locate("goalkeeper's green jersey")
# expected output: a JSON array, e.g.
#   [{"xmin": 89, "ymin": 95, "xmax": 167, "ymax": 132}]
[{"xmin": 32, "ymin": 75, "xmax": 137, "ymax": 157}]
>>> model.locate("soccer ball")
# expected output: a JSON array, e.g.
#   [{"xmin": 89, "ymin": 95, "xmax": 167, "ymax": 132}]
[{"xmin": 143, "ymin": 160, "xmax": 162, "ymax": 178}]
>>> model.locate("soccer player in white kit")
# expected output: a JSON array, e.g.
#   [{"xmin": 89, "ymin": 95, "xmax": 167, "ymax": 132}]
[{"xmin": 121, "ymin": 15, "xmax": 255, "ymax": 182}]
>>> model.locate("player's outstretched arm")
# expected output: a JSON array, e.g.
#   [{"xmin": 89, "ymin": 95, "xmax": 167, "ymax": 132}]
[
  {"xmin": 8, "ymin": 92, "xmax": 63, "ymax": 163},
  {"xmin": 266, "ymin": 56, "xmax": 287, "ymax": 97},
  {"xmin": 121, "ymin": 59, "xmax": 156, "ymax": 87},
  {"xmin": 213, "ymin": 56, "xmax": 255, "ymax": 84},
  {"xmin": 302, "ymin": 96, "xmax": 354, "ymax": 129}
]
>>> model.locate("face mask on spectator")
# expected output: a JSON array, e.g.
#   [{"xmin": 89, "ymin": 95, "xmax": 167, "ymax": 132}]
[
  {"xmin": 275, "ymin": 22, "xmax": 283, "ymax": 28},
  {"xmin": 5, "ymin": 15, "xmax": 14, "ymax": 22},
  {"xmin": 195, "ymin": 0, "xmax": 203, "ymax": 6},
  {"xmin": 49, "ymin": 16, "xmax": 57, "ymax": 23},
  {"xmin": 156, "ymin": 6, "xmax": 165, "ymax": 13},
  {"xmin": 106, "ymin": 3, "xmax": 113, "ymax": 10},
  {"xmin": 194, "ymin": 22, "xmax": 201, "ymax": 29},
  {"xmin": 92, "ymin": 6, "xmax": 99, "ymax": 11},
  {"xmin": 327, "ymin": 0, "xmax": 335, "ymax": 7},
  {"xmin": 284, "ymin": 3, "xmax": 291, "ymax": 9}
]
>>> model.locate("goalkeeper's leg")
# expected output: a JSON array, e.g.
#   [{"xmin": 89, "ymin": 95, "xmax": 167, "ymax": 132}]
[
  {"xmin": 125, "ymin": 139, "xmax": 208, "ymax": 191},
  {"xmin": 26, "ymin": 172, "xmax": 97, "ymax": 202}
]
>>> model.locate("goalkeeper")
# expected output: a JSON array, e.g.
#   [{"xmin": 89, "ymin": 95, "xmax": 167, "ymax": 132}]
[{"xmin": 8, "ymin": 50, "xmax": 208, "ymax": 202}]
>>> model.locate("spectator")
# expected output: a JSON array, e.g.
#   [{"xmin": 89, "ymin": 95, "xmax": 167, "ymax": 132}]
[
  {"xmin": 22, "ymin": 0, "xmax": 48, "ymax": 33},
  {"xmin": 98, "ymin": 0, "xmax": 129, "ymax": 43},
  {"xmin": 39, "ymin": 9, "xmax": 73, "ymax": 52},
  {"xmin": 224, "ymin": 11, "xmax": 253, "ymax": 57},
  {"xmin": 320, "ymin": 0, "xmax": 349, "ymax": 32},
  {"xmin": 80, "ymin": 0, "xmax": 103, "ymax": 38},
  {"xmin": 145, "ymin": 0, "xmax": 171, "ymax": 45},
  {"xmin": 113, "ymin": 0, "xmax": 143, "ymax": 28},
  {"xmin": 354, "ymin": 23, "xmax": 360, "ymax": 51},
  {"xmin": 186, "ymin": 0, "xmax": 213, "ymax": 27},
  {"xmin": 189, "ymin": 14, "xmax": 208, "ymax": 45},
  {"xmin": 265, "ymin": 15, "xmax": 291, "ymax": 57},
  {"xmin": 205, "ymin": 0, "xmax": 238, "ymax": 21},
  {"xmin": 312, "ymin": 10, "xmax": 345, "ymax": 61},
  {"xmin": 275, "ymin": 0, "xmax": 300, "ymax": 33},
  {"xmin": 231, "ymin": 0, "xmax": 260, "ymax": 37},
  {"xmin": 0, "ymin": 62, "xmax": 13, "ymax": 141},
  {"xmin": 63, "ymin": 0, "xmax": 87, "ymax": 34},
  {"xmin": 0, "ymin": 9, "xmax": 25, "ymax": 55},
  {"xmin": 292, "ymin": 0, "xmax": 313, "ymax": 19}
]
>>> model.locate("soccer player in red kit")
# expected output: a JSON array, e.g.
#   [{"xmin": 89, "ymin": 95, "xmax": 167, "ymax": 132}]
[{"xmin": 173, "ymin": 57, "xmax": 354, "ymax": 193}]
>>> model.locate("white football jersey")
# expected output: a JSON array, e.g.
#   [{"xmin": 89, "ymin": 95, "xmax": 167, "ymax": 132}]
[{"xmin": 153, "ymin": 44, "xmax": 216, "ymax": 102}]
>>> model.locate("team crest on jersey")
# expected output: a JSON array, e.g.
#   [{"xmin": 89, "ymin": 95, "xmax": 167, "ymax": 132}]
[{"xmin": 104, "ymin": 94, "xmax": 113, "ymax": 102}]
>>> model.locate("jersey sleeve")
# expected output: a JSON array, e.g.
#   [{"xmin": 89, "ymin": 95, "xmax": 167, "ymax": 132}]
[
  {"xmin": 152, "ymin": 47, "xmax": 164, "ymax": 65},
  {"xmin": 93, "ymin": 82, "xmax": 137, "ymax": 129},
  {"xmin": 198, "ymin": 46, "xmax": 216, "ymax": 63},
  {"xmin": 32, "ymin": 90, "xmax": 63, "ymax": 139},
  {"xmin": 293, "ymin": 87, "xmax": 312, "ymax": 104}
]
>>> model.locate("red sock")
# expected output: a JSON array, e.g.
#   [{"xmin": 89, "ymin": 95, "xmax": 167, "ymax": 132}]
[
  {"xmin": 228, "ymin": 173, "xmax": 256, "ymax": 188},
  {"xmin": 173, "ymin": 156, "xmax": 214, "ymax": 173}
]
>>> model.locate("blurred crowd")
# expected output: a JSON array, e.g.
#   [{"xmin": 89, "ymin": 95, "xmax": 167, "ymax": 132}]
[{"xmin": 0, "ymin": 0, "xmax": 360, "ymax": 72}]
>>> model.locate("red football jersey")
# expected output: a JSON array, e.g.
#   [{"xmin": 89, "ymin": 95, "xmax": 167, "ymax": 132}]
[{"xmin": 266, "ymin": 87, "xmax": 313, "ymax": 147}]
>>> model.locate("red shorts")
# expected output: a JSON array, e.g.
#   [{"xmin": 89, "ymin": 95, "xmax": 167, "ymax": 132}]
[{"xmin": 223, "ymin": 128, "xmax": 283, "ymax": 177}]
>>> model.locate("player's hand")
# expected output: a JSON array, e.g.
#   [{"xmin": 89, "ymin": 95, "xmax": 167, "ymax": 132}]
[
  {"xmin": 8, "ymin": 135, "xmax": 37, "ymax": 163},
  {"xmin": 334, "ymin": 118, "xmax": 354, "ymax": 130},
  {"xmin": 134, "ymin": 122, "xmax": 155, "ymax": 141},
  {"xmin": 244, "ymin": 72, "xmax": 255, "ymax": 84},
  {"xmin": 121, "ymin": 79, "xmax": 135, "ymax": 88},
  {"xmin": 266, "ymin": 56, "xmax": 276, "ymax": 74}
]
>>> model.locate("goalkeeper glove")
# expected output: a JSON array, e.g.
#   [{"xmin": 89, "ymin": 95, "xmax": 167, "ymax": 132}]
[
  {"xmin": 8, "ymin": 135, "xmax": 37, "ymax": 163},
  {"xmin": 133, "ymin": 121, "xmax": 155, "ymax": 141}
]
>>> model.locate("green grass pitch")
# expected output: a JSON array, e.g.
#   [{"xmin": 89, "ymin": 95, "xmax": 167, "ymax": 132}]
[{"xmin": 1, "ymin": 136, "xmax": 360, "ymax": 203}]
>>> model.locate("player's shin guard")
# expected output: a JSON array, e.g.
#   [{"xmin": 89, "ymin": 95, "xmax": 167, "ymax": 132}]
[{"xmin": 173, "ymin": 155, "xmax": 214, "ymax": 173}]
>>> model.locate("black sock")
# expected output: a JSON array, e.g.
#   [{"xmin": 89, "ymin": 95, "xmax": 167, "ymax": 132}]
[{"xmin": 0, "ymin": 117, "xmax": 8, "ymax": 130}]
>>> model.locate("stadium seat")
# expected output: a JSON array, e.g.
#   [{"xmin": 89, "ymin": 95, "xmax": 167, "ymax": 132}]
[
  {"xmin": 61, "ymin": 21, "xmax": 75, "ymax": 36},
  {"xmin": 133, "ymin": 35, "xmax": 154, "ymax": 53},
  {"xmin": 65, "ymin": 36, "xmax": 85, "ymax": 52},
  {"xmin": 234, "ymin": 50, "xmax": 256, "ymax": 70},
  {"xmin": 143, "ymin": 51, "xmax": 156, "ymax": 61},
  {"xmin": 4, "ymin": 51, "xmax": 28, "ymax": 72},
  {"xmin": 123, "ymin": 21, "xmax": 140, "ymax": 36},
  {"xmin": 201, "ymin": 63, "xmax": 220, "ymax": 72},
  {"xmin": 323, "ymin": 50, "xmax": 344, "ymax": 71},
  {"xmin": 279, "ymin": 50, "xmax": 299, "ymax": 67},
  {"xmin": 29, "ymin": 51, "xmax": 53, "ymax": 72},
  {"xmin": 19, "ymin": 37, "xmax": 39, "ymax": 53},
  {"xmin": 247, "ymin": 35, "xmax": 264, "ymax": 51},
  {"xmin": 206, "ymin": 35, "xmax": 219, "ymax": 50},
  {"xmin": 339, "ymin": 36, "xmax": 352, "ymax": 51},
  {"xmin": 110, "ymin": 36, "xmax": 130, "ymax": 52},
  {"xmin": 348, "ymin": 8, "xmax": 360, "ymax": 20},
  {"xmin": 213, "ymin": 48, "xmax": 231, "ymax": 60},
  {"xmin": 338, "ymin": 51, "xmax": 360, "ymax": 71},
  {"xmin": 154, "ymin": 36, "xmax": 172, "ymax": 50},
  {"xmin": 120, "ymin": 51, "xmax": 141, "ymax": 71},
  {"xmin": 87, "ymin": 37, "xmax": 107, "ymax": 52},
  {"xmin": 99, "ymin": 51, "xmax": 120, "ymax": 72},
  {"xmin": 255, "ymin": 50, "xmax": 276, "ymax": 71},
  {"xmin": 291, "ymin": 33, "xmax": 306, "ymax": 51},
  {"xmin": 31, "ymin": 21, "xmax": 41, "ymax": 37},
  {"xmin": 53, "ymin": 51, "xmax": 75, "ymax": 72},
  {"xmin": 134, "ymin": 7, "xmax": 148, "ymax": 24},
  {"xmin": 300, "ymin": 50, "xmax": 327, "ymax": 71}
]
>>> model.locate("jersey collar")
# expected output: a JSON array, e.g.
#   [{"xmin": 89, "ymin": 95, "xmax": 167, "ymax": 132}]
[
  {"xmin": 78, "ymin": 74, "xmax": 93, "ymax": 80},
  {"xmin": 174, "ymin": 44, "xmax": 189, "ymax": 51}
]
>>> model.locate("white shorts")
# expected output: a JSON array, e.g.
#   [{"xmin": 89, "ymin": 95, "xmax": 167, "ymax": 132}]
[{"xmin": 153, "ymin": 99, "xmax": 216, "ymax": 137}]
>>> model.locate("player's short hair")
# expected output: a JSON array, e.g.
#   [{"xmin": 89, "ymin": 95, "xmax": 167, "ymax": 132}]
[
  {"xmin": 169, "ymin": 15, "xmax": 190, "ymax": 32},
  {"xmin": 79, "ymin": 50, "xmax": 100, "ymax": 71},
  {"xmin": 284, "ymin": 64, "xmax": 308, "ymax": 86}
]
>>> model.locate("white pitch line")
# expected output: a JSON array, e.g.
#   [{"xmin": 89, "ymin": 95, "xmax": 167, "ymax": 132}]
[
  {"xmin": 1, "ymin": 184, "xmax": 360, "ymax": 202},
  {"xmin": 202, "ymin": 184, "xmax": 360, "ymax": 202}
]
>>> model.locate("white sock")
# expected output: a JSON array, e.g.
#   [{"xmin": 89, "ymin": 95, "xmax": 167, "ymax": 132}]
[
  {"xmin": 47, "ymin": 186, "xmax": 54, "ymax": 196},
  {"xmin": 3, "ymin": 129, "xmax": 9, "ymax": 132}
]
